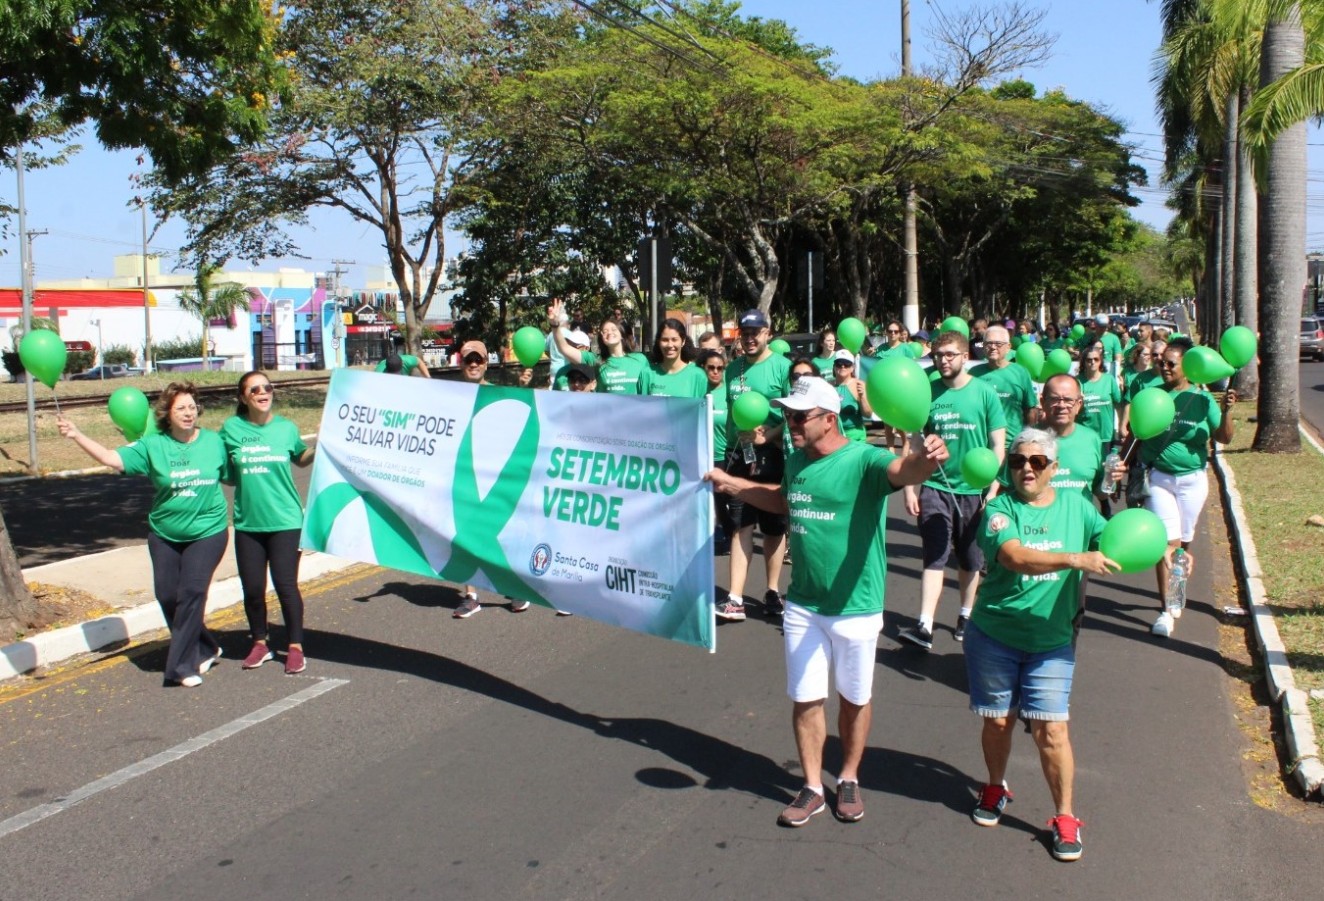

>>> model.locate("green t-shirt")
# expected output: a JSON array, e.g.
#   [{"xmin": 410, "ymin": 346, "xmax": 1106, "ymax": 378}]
[
  {"xmin": 220, "ymin": 414, "xmax": 309, "ymax": 532},
  {"xmin": 1039, "ymin": 337, "xmax": 1065, "ymax": 353},
  {"xmin": 1139, "ymin": 386, "xmax": 1222, "ymax": 475},
  {"xmin": 117, "ymin": 430, "xmax": 231, "ymax": 543},
  {"xmin": 1125, "ymin": 367, "xmax": 1162, "ymax": 401},
  {"xmin": 973, "ymin": 488, "xmax": 1106, "ymax": 652},
  {"xmin": 581, "ymin": 350, "xmax": 649, "ymax": 395},
  {"xmin": 709, "ymin": 385, "xmax": 728, "ymax": 463},
  {"xmin": 1077, "ymin": 374, "xmax": 1122, "ymax": 443},
  {"xmin": 639, "ymin": 362, "xmax": 709, "ymax": 398},
  {"xmin": 836, "ymin": 383, "xmax": 866, "ymax": 438},
  {"xmin": 375, "ymin": 353, "xmax": 421, "ymax": 375},
  {"xmin": 969, "ymin": 361, "xmax": 1037, "ymax": 448},
  {"xmin": 1050, "ymin": 424, "xmax": 1103, "ymax": 497},
  {"xmin": 724, "ymin": 352, "xmax": 792, "ymax": 442},
  {"xmin": 923, "ymin": 377, "xmax": 1007, "ymax": 494},
  {"xmin": 813, "ymin": 355, "xmax": 836, "ymax": 383},
  {"xmin": 783, "ymin": 441, "xmax": 898, "ymax": 615},
  {"xmin": 880, "ymin": 342, "xmax": 920, "ymax": 360}
]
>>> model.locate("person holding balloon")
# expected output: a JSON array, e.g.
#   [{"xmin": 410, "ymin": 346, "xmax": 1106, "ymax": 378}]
[
  {"xmin": 965, "ymin": 427, "xmax": 1119, "ymax": 863},
  {"xmin": 899, "ymin": 330, "xmax": 1007, "ymax": 650},
  {"xmin": 1138, "ymin": 338, "xmax": 1236, "ymax": 638},
  {"xmin": 638, "ymin": 318, "xmax": 708, "ymax": 398},
  {"xmin": 547, "ymin": 299, "xmax": 649, "ymax": 395},
  {"xmin": 831, "ymin": 351, "xmax": 872, "ymax": 441},
  {"xmin": 57, "ymin": 383, "xmax": 230, "ymax": 688},
  {"xmin": 221, "ymin": 372, "xmax": 316, "ymax": 674}
]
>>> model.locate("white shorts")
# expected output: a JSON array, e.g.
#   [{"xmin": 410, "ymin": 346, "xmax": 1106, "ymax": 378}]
[
  {"xmin": 782, "ymin": 601, "xmax": 883, "ymax": 705},
  {"xmin": 1145, "ymin": 468, "xmax": 1209, "ymax": 543}
]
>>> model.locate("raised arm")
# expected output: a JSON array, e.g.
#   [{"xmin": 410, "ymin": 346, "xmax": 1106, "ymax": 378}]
[
  {"xmin": 547, "ymin": 298, "xmax": 585, "ymax": 364},
  {"xmin": 56, "ymin": 415, "xmax": 126, "ymax": 473}
]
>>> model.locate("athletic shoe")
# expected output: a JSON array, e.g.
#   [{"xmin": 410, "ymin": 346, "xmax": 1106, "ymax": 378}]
[
  {"xmin": 899, "ymin": 624, "xmax": 933, "ymax": 650},
  {"xmin": 199, "ymin": 648, "xmax": 222, "ymax": 675},
  {"xmin": 179, "ymin": 675, "xmax": 203, "ymax": 688},
  {"xmin": 777, "ymin": 786, "xmax": 826, "ymax": 827},
  {"xmin": 716, "ymin": 599, "xmax": 746, "ymax": 622},
  {"xmin": 454, "ymin": 595, "xmax": 481, "ymax": 619},
  {"xmin": 284, "ymin": 647, "xmax": 306, "ymax": 675},
  {"xmin": 242, "ymin": 642, "xmax": 273, "ymax": 670},
  {"xmin": 763, "ymin": 590, "xmax": 784, "ymax": 618},
  {"xmin": 833, "ymin": 780, "xmax": 864, "ymax": 822},
  {"xmin": 510, "ymin": 599, "xmax": 531, "ymax": 613},
  {"xmin": 972, "ymin": 783, "xmax": 1013, "ymax": 826},
  {"xmin": 954, "ymin": 615, "xmax": 969, "ymax": 642},
  {"xmin": 1151, "ymin": 611, "xmax": 1174, "ymax": 637},
  {"xmin": 1048, "ymin": 814, "xmax": 1084, "ymax": 861},
  {"xmin": 555, "ymin": 610, "xmax": 574, "ymax": 617}
]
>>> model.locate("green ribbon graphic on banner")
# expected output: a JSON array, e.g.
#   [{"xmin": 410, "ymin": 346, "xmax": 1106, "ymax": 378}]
[
  {"xmin": 304, "ymin": 482, "xmax": 433, "ymax": 577},
  {"xmin": 438, "ymin": 385, "xmax": 547, "ymax": 603}
]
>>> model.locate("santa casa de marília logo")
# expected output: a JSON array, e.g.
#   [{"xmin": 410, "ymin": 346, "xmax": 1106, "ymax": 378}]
[{"xmin": 529, "ymin": 543, "xmax": 553, "ymax": 576}]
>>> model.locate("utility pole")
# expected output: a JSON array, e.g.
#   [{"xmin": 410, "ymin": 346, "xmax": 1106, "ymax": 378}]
[
  {"xmin": 139, "ymin": 198, "xmax": 153, "ymax": 372},
  {"xmin": 15, "ymin": 144, "xmax": 38, "ymax": 475},
  {"xmin": 901, "ymin": 0, "xmax": 921, "ymax": 334}
]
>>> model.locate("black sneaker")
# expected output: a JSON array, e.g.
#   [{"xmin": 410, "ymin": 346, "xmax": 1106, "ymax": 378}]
[
  {"xmin": 899, "ymin": 624, "xmax": 933, "ymax": 650},
  {"xmin": 777, "ymin": 786, "xmax": 826, "ymax": 827},
  {"xmin": 972, "ymin": 782, "xmax": 1012, "ymax": 826},
  {"xmin": 954, "ymin": 615, "xmax": 969, "ymax": 642},
  {"xmin": 764, "ymin": 590, "xmax": 784, "ymax": 617},
  {"xmin": 1048, "ymin": 814, "xmax": 1084, "ymax": 861}
]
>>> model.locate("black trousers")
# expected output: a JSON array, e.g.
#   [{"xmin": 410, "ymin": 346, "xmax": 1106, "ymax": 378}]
[
  {"xmin": 234, "ymin": 528, "xmax": 305, "ymax": 646},
  {"xmin": 147, "ymin": 529, "xmax": 228, "ymax": 683}
]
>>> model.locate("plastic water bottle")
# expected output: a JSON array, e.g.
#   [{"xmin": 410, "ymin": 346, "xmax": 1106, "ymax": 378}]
[
  {"xmin": 1102, "ymin": 449, "xmax": 1121, "ymax": 497},
  {"xmin": 1166, "ymin": 549, "xmax": 1187, "ymax": 614}
]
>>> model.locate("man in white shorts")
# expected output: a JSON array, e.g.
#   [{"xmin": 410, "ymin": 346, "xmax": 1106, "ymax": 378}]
[{"xmin": 708, "ymin": 378, "xmax": 948, "ymax": 826}]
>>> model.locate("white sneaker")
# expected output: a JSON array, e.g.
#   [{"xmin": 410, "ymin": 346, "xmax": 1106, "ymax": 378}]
[
  {"xmin": 1170, "ymin": 604, "xmax": 1183, "ymax": 619},
  {"xmin": 1151, "ymin": 611, "xmax": 1174, "ymax": 637},
  {"xmin": 199, "ymin": 649, "xmax": 222, "ymax": 674},
  {"xmin": 179, "ymin": 675, "xmax": 203, "ymax": 688}
]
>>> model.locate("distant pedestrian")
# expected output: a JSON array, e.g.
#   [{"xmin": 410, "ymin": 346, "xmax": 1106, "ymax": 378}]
[{"xmin": 376, "ymin": 336, "xmax": 431, "ymax": 378}]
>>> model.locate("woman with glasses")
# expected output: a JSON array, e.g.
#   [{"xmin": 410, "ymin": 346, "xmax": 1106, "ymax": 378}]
[
  {"xmin": 1139, "ymin": 339, "xmax": 1236, "ymax": 638},
  {"xmin": 697, "ymin": 348, "xmax": 734, "ymax": 555},
  {"xmin": 1118, "ymin": 340, "xmax": 1159, "ymax": 441},
  {"xmin": 221, "ymin": 372, "xmax": 316, "ymax": 674},
  {"xmin": 58, "ymin": 384, "xmax": 231, "ymax": 688},
  {"xmin": 812, "ymin": 327, "xmax": 838, "ymax": 381},
  {"xmin": 831, "ymin": 350, "xmax": 872, "ymax": 441}
]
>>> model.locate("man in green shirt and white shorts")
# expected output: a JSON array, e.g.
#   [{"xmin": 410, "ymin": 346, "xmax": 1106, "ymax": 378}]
[{"xmin": 708, "ymin": 378, "xmax": 948, "ymax": 828}]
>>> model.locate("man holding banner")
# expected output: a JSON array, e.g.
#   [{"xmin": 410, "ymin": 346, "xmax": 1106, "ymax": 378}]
[{"xmin": 708, "ymin": 378, "xmax": 948, "ymax": 827}]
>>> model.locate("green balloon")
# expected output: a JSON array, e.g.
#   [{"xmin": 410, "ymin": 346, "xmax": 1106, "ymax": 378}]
[
  {"xmin": 1099, "ymin": 508, "xmax": 1170, "ymax": 573},
  {"xmin": 837, "ymin": 317, "xmax": 867, "ymax": 353},
  {"xmin": 731, "ymin": 391, "xmax": 770, "ymax": 431},
  {"xmin": 512, "ymin": 326, "xmax": 546, "ymax": 368},
  {"xmin": 107, "ymin": 387, "xmax": 152, "ymax": 441},
  {"xmin": 1129, "ymin": 387, "xmax": 1175, "ymax": 440},
  {"xmin": 939, "ymin": 316, "xmax": 969, "ymax": 339},
  {"xmin": 1010, "ymin": 334, "xmax": 1022, "ymax": 349},
  {"xmin": 1041, "ymin": 348, "xmax": 1073, "ymax": 379},
  {"xmin": 769, "ymin": 338, "xmax": 791, "ymax": 355},
  {"xmin": 1181, "ymin": 345, "xmax": 1235, "ymax": 385},
  {"xmin": 866, "ymin": 356, "xmax": 932, "ymax": 433},
  {"xmin": 1015, "ymin": 342, "xmax": 1045, "ymax": 381},
  {"xmin": 928, "ymin": 367, "xmax": 941, "ymax": 382},
  {"xmin": 960, "ymin": 447, "xmax": 1000, "ymax": 490},
  {"xmin": 909, "ymin": 341, "xmax": 925, "ymax": 357},
  {"xmin": 1219, "ymin": 325, "xmax": 1257, "ymax": 369},
  {"xmin": 1070, "ymin": 323, "xmax": 1085, "ymax": 340},
  {"xmin": 18, "ymin": 328, "xmax": 67, "ymax": 389}
]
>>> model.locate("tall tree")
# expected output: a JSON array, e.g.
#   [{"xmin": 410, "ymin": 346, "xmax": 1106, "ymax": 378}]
[{"xmin": 176, "ymin": 265, "xmax": 251, "ymax": 370}]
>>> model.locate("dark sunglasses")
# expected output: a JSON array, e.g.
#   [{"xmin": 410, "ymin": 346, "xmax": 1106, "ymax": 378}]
[
  {"xmin": 1157, "ymin": 359, "xmax": 1180, "ymax": 369},
  {"xmin": 784, "ymin": 409, "xmax": 827, "ymax": 425},
  {"xmin": 1008, "ymin": 453, "xmax": 1053, "ymax": 472},
  {"xmin": 463, "ymin": 354, "xmax": 486, "ymax": 364},
  {"xmin": 247, "ymin": 383, "xmax": 274, "ymax": 396},
  {"xmin": 704, "ymin": 364, "xmax": 726, "ymax": 372}
]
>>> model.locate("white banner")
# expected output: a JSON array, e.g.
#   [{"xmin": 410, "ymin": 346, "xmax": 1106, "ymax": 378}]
[{"xmin": 302, "ymin": 370, "xmax": 716, "ymax": 650}]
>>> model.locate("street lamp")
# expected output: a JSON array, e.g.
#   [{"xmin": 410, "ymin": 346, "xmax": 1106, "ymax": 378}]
[{"xmin": 89, "ymin": 318, "xmax": 103, "ymax": 379}]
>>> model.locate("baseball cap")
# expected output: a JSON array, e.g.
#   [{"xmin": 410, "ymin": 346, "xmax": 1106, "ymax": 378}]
[
  {"xmin": 738, "ymin": 309, "xmax": 770, "ymax": 330},
  {"xmin": 564, "ymin": 362, "xmax": 597, "ymax": 381},
  {"xmin": 912, "ymin": 329, "xmax": 930, "ymax": 341},
  {"xmin": 832, "ymin": 349, "xmax": 855, "ymax": 364},
  {"xmin": 1094, "ymin": 314, "xmax": 1109, "ymax": 325},
  {"xmin": 459, "ymin": 340, "xmax": 488, "ymax": 361},
  {"xmin": 772, "ymin": 377, "xmax": 841, "ymax": 414},
  {"xmin": 564, "ymin": 328, "xmax": 591, "ymax": 348}
]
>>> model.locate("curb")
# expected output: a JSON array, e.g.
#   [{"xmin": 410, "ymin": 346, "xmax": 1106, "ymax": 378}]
[
  {"xmin": 1211, "ymin": 430, "xmax": 1324, "ymax": 798},
  {"xmin": 0, "ymin": 551, "xmax": 356, "ymax": 682}
]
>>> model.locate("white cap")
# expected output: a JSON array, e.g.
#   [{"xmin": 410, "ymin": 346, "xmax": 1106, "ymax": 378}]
[
  {"xmin": 564, "ymin": 329, "xmax": 591, "ymax": 348},
  {"xmin": 1094, "ymin": 314, "xmax": 1109, "ymax": 326},
  {"xmin": 832, "ymin": 349, "xmax": 855, "ymax": 364},
  {"xmin": 772, "ymin": 377, "xmax": 841, "ymax": 414}
]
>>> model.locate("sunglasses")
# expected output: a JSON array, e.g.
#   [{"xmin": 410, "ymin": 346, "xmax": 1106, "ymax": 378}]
[
  {"xmin": 1157, "ymin": 360, "xmax": 1180, "ymax": 369},
  {"xmin": 704, "ymin": 364, "xmax": 725, "ymax": 372},
  {"xmin": 247, "ymin": 383, "xmax": 274, "ymax": 396},
  {"xmin": 886, "ymin": 328, "xmax": 900, "ymax": 334},
  {"xmin": 1008, "ymin": 453, "xmax": 1053, "ymax": 472},
  {"xmin": 784, "ymin": 409, "xmax": 828, "ymax": 426},
  {"xmin": 463, "ymin": 354, "xmax": 486, "ymax": 364}
]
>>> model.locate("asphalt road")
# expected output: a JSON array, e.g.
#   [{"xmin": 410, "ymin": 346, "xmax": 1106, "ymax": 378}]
[
  {"xmin": 1, "ymin": 494, "xmax": 1319, "ymax": 899},
  {"xmin": 1297, "ymin": 359, "xmax": 1324, "ymax": 437}
]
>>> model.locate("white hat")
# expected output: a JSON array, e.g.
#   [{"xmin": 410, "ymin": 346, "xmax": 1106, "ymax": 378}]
[
  {"xmin": 832, "ymin": 349, "xmax": 855, "ymax": 364},
  {"xmin": 564, "ymin": 328, "xmax": 591, "ymax": 348},
  {"xmin": 1094, "ymin": 314, "xmax": 1109, "ymax": 326},
  {"xmin": 773, "ymin": 377, "xmax": 841, "ymax": 414}
]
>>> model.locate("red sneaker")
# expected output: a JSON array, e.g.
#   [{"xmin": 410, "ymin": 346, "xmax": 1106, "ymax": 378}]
[{"xmin": 284, "ymin": 647, "xmax": 306, "ymax": 675}]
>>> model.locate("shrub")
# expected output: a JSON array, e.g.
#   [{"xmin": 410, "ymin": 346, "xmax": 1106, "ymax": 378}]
[
  {"xmin": 103, "ymin": 344, "xmax": 138, "ymax": 367},
  {"xmin": 65, "ymin": 350, "xmax": 95, "ymax": 374},
  {"xmin": 153, "ymin": 335, "xmax": 203, "ymax": 361}
]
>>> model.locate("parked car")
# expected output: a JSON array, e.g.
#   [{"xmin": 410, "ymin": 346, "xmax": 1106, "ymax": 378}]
[
  {"xmin": 70, "ymin": 364, "xmax": 132, "ymax": 380},
  {"xmin": 1300, "ymin": 317, "xmax": 1324, "ymax": 361}
]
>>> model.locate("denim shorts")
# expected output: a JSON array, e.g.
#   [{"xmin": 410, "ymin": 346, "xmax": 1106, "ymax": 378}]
[{"xmin": 963, "ymin": 621, "xmax": 1075, "ymax": 721}]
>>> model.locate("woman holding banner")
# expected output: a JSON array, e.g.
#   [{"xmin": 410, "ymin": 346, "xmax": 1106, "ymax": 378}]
[
  {"xmin": 221, "ymin": 372, "xmax": 316, "ymax": 675},
  {"xmin": 57, "ymin": 384, "xmax": 230, "ymax": 688},
  {"xmin": 698, "ymin": 348, "xmax": 734, "ymax": 555}
]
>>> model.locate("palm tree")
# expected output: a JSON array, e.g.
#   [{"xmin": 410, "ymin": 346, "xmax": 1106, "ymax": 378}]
[{"xmin": 177, "ymin": 265, "xmax": 251, "ymax": 371}]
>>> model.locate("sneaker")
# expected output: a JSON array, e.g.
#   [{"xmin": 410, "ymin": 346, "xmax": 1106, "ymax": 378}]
[
  {"xmin": 179, "ymin": 675, "xmax": 203, "ymax": 688},
  {"xmin": 199, "ymin": 648, "xmax": 222, "ymax": 675},
  {"xmin": 972, "ymin": 783, "xmax": 1013, "ymax": 826},
  {"xmin": 510, "ymin": 599, "xmax": 531, "ymax": 613},
  {"xmin": 899, "ymin": 624, "xmax": 933, "ymax": 650},
  {"xmin": 777, "ymin": 786, "xmax": 826, "ymax": 827},
  {"xmin": 954, "ymin": 615, "xmax": 969, "ymax": 642},
  {"xmin": 763, "ymin": 590, "xmax": 784, "ymax": 618},
  {"xmin": 1151, "ymin": 611, "xmax": 1174, "ymax": 637},
  {"xmin": 833, "ymin": 780, "xmax": 864, "ymax": 822},
  {"xmin": 454, "ymin": 595, "xmax": 481, "ymax": 619},
  {"xmin": 242, "ymin": 642, "xmax": 273, "ymax": 670},
  {"xmin": 555, "ymin": 609, "xmax": 574, "ymax": 617},
  {"xmin": 1048, "ymin": 814, "xmax": 1084, "ymax": 861},
  {"xmin": 284, "ymin": 647, "xmax": 306, "ymax": 675},
  {"xmin": 716, "ymin": 599, "xmax": 746, "ymax": 622}
]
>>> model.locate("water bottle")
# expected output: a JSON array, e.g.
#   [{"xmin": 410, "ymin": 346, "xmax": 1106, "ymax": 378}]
[
  {"xmin": 1102, "ymin": 449, "xmax": 1121, "ymax": 497},
  {"xmin": 1166, "ymin": 549, "xmax": 1187, "ymax": 614}
]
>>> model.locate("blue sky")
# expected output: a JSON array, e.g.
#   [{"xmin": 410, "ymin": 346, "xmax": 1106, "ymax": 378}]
[{"xmin": 1, "ymin": 0, "xmax": 1319, "ymax": 288}]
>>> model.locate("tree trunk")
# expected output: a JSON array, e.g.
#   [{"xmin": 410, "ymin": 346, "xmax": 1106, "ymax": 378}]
[
  {"xmin": 1220, "ymin": 96, "xmax": 1237, "ymax": 342},
  {"xmin": 0, "ymin": 503, "xmax": 41, "ymax": 637},
  {"xmin": 1233, "ymin": 85, "xmax": 1260, "ymax": 396},
  {"xmin": 1253, "ymin": 9, "xmax": 1305, "ymax": 453}
]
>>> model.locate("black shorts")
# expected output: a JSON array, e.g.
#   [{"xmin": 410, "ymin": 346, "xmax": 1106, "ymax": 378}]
[
  {"xmin": 918, "ymin": 485, "xmax": 985, "ymax": 572},
  {"xmin": 725, "ymin": 440, "xmax": 788, "ymax": 538}
]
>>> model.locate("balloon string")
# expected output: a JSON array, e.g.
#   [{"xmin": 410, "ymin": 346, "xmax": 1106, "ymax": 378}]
[{"xmin": 51, "ymin": 390, "xmax": 61, "ymax": 416}]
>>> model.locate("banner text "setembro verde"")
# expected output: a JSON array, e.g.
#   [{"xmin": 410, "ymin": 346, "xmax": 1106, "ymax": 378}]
[{"xmin": 543, "ymin": 447, "xmax": 683, "ymax": 531}]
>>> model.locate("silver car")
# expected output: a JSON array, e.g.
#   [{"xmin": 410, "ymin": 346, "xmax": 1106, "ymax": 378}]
[{"xmin": 1301, "ymin": 317, "xmax": 1324, "ymax": 361}]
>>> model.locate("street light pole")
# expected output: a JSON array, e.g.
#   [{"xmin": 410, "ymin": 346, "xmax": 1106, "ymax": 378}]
[
  {"xmin": 90, "ymin": 318, "xmax": 103, "ymax": 379},
  {"xmin": 15, "ymin": 142, "xmax": 38, "ymax": 475},
  {"xmin": 139, "ymin": 198, "xmax": 153, "ymax": 373}
]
